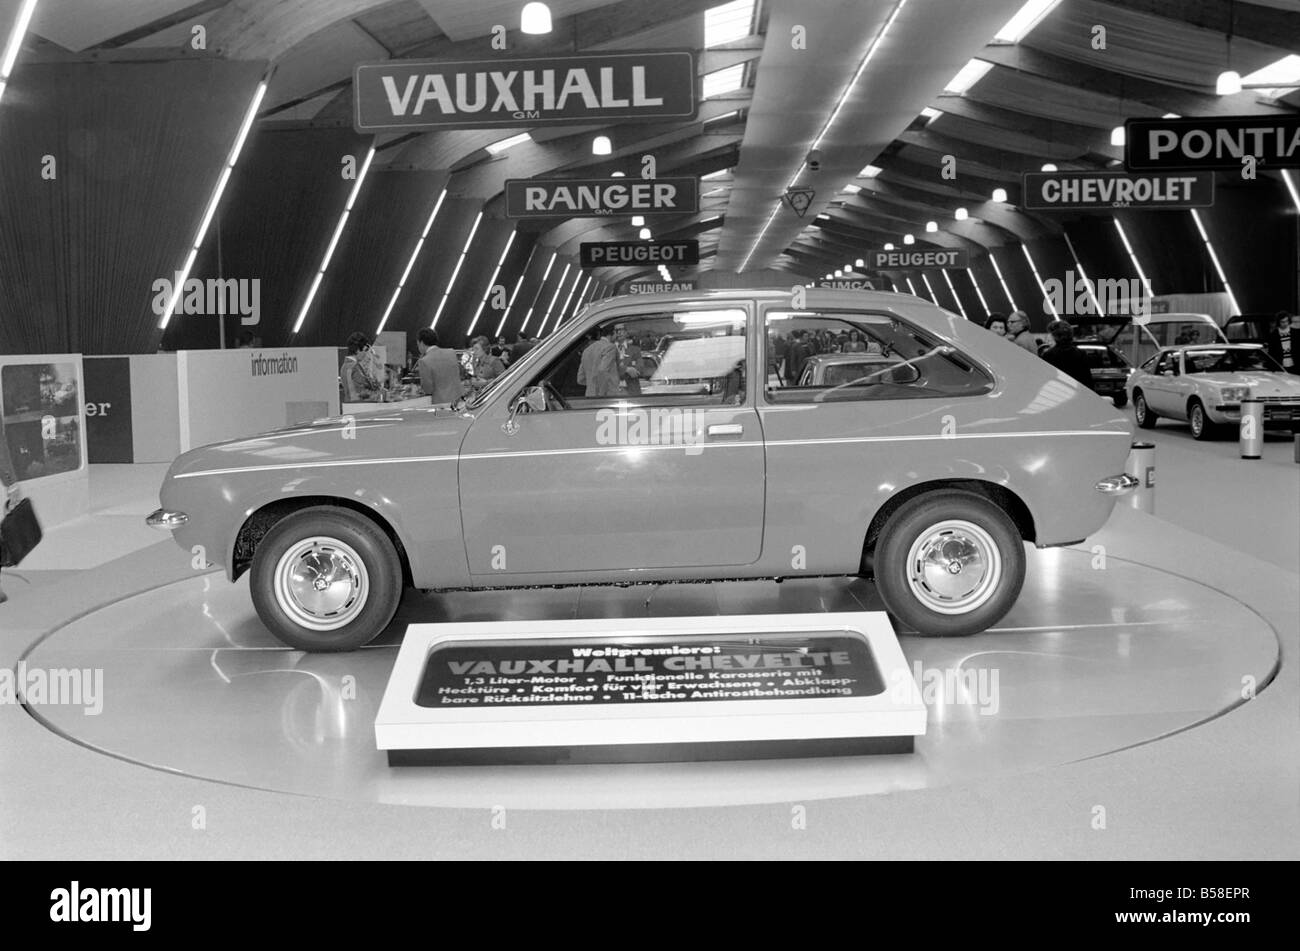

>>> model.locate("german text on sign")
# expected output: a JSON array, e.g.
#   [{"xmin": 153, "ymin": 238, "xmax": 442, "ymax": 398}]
[
  {"xmin": 355, "ymin": 51, "xmax": 697, "ymax": 131},
  {"xmin": 507, "ymin": 178, "xmax": 699, "ymax": 218}
]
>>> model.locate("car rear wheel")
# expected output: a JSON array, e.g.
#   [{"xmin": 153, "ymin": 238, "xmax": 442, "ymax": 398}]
[
  {"xmin": 250, "ymin": 507, "xmax": 402, "ymax": 652},
  {"xmin": 1134, "ymin": 390, "xmax": 1157, "ymax": 429},
  {"xmin": 873, "ymin": 491, "xmax": 1026, "ymax": 637},
  {"xmin": 1188, "ymin": 399, "xmax": 1216, "ymax": 441}
]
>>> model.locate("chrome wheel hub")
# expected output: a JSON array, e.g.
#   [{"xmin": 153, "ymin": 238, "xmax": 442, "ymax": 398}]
[
  {"xmin": 905, "ymin": 519, "xmax": 1002, "ymax": 615},
  {"xmin": 273, "ymin": 537, "xmax": 369, "ymax": 632}
]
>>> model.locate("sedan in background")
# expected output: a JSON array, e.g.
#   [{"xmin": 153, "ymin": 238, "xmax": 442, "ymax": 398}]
[
  {"xmin": 1077, "ymin": 342, "xmax": 1132, "ymax": 407},
  {"xmin": 1128, "ymin": 344, "xmax": 1300, "ymax": 440}
]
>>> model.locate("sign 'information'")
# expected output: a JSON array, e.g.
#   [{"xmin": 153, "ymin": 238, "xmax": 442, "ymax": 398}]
[
  {"xmin": 354, "ymin": 51, "xmax": 697, "ymax": 131},
  {"xmin": 506, "ymin": 178, "xmax": 698, "ymax": 218},
  {"xmin": 1124, "ymin": 115, "xmax": 1300, "ymax": 170}
]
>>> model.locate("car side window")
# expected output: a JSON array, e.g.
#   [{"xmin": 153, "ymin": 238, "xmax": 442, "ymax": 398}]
[
  {"xmin": 529, "ymin": 308, "xmax": 749, "ymax": 410},
  {"xmin": 763, "ymin": 308, "xmax": 992, "ymax": 404}
]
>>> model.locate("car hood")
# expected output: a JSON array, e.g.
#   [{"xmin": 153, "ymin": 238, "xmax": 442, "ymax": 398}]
[
  {"xmin": 166, "ymin": 405, "xmax": 475, "ymax": 479},
  {"xmin": 1192, "ymin": 373, "xmax": 1300, "ymax": 396}
]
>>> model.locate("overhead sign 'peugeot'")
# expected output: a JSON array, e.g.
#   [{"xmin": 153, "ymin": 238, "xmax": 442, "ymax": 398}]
[
  {"xmin": 581, "ymin": 241, "xmax": 699, "ymax": 267},
  {"xmin": 506, "ymin": 178, "xmax": 698, "ymax": 218},
  {"xmin": 354, "ymin": 51, "xmax": 697, "ymax": 132},
  {"xmin": 1125, "ymin": 115, "xmax": 1300, "ymax": 170},
  {"xmin": 869, "ymin": 249, "xmax": 969, "ymax": 270}
]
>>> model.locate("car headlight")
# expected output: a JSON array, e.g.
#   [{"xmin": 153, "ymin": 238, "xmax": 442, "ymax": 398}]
[{"xmin": 1219, "ymin": 386, "xmax": 1250, "ymax": 402}]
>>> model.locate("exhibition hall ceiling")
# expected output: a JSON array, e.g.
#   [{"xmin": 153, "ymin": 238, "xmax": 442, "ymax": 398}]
[{"xmin": 17, "ymin": 0, "xmax": 1300, "ymax": 284}]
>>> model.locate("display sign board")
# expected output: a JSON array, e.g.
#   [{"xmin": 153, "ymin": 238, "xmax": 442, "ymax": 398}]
[
  {"xmin": 1124, "ymin": 115, "xmax": 1300, "ymax": 170},
  {"xmin": 82, "ymin": 357, "xmax": 133, "ymax": 464},
  {"xmin": 375, "ymin": 613, "xmax": 926, "ymax": 765},
  {"xmin": 818, "ymin": 278, "xmax": 875, "ymax": 290},
  {"xmin": 869, "ymin": 248, "xmax": 969, "ymax": 270},
  {"xmin": 1022, "ymin": 170, "xmax": 1215, "ymax": 210},
  {"xmin": 581, "ymin": 240, "xmax": 700, "ymax": 267},
  {"xmin": 627, "ymin": 281, "xmax": 696, "ymax": 294},
  {"xmin": 355, "ymin": 51, "xmax": 697, "ymax": 132},
  {"xmin": 507, "ymin": 177, "xmax": 698, "ymax": 218}
]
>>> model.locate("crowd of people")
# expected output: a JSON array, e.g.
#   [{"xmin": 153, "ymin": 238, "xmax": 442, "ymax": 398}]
[
  {"xmin": 339, "ymin": 330, "xmax": 541, "ymax": 403},
  {"xmin": 980, "ymin": 309, "xmax": 1097, "ymax": 387}
]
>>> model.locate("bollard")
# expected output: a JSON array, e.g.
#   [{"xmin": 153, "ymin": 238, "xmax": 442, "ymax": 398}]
[
  {"xmin": 1124, "ymin": 442, "xmax": 1156, "ymax": 514},
  {"xmin": 1239, "ymin": 399, "xmax": 1263, "ymax": 459},
  {"xmin": 1293, "ymin": 431, "xmax": 1299, "ymax": 464}
]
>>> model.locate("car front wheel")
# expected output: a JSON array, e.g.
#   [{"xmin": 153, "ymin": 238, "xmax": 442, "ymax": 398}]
[
  {"xmin": 873, "ymin": 490, "xmax": 1026, "ymax": 637},
  {"xmin": 250, "ymin": 506, "xmax": 402, "ymax": 652},
  {"xmin": 1188, "ymin": 399, "xmax": 1216, "ymax": 441},
  {"xmin": 1134, "ymin": 391, "xmax": 1157, "ymax": 428}
]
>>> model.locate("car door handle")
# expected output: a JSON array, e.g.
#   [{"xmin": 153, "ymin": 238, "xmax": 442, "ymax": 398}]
[{"xmin": 707, "ymin": 424, "xmax": 743, "ymax": 437}]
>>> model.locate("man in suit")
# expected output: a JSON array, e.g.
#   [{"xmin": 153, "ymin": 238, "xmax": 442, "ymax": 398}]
[
  {"xmin": 416, "ymin": 329, "xmax": 465, "ymax": 403},
  {"xmin": 1040, "ymin": 320, "xmax": 1095, "ymax": 389},
  {"xmin": 509, "ymin": 333, "xmax": 537, "ymax": 366},
  {"xmin": 577, "ymin": 326, "xmax": 620, "ymax": 397},
  {"xmin": 1007, "ymin": 311, "xmax": 1038, "ymax": 353},
  {"xmin": 614, "ymin": 324, "xmax": 643, "ymax": 396}
]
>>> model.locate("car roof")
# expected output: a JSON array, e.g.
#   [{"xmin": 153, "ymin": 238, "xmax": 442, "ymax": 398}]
[
  {"xmin": 1161, "ymin": 343, "xmax": 1261, "ymax": 353},
  {"xmin": 588, "ymin": 288, "xmax": 925, "ymax": 309},
  {"xmin": 1143, "ymin": 312, "xmax": 1217, "ymax": 322},
  {"xmin": 805, "ymin": 352, "xmax": 895, "ymax": 364}
]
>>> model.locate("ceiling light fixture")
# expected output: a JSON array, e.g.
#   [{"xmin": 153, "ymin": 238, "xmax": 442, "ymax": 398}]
[
  {"xmin": 430, "ymin": 209, "xmax": 484, "ymax": 329},
  {"xmin": 520, "ymin": 2, "xmax": 553, "ymax": 35},
  {"xmin": 992, "ymin": 187, "xmax": 1008, "ymax": 203},
  {"xmin": 639, "ymin": 227, "xmax": 652, "ymax": 240},
  {"xmin": 944, "ymin": 59, "xmax": 992, "ymax": 94},
  {"xmin": 884, "ymin": 243, "xmax": 894, "ymax": 251},
  {"xmin": 855, "ymin": 258, "xmax": 865, "ymax": 267},
  {"xmin": 376, "ymin": 186, "xmax": 448, "ymax": 335},
  {"xmin": 592, "ymin": 135, "xmax": 612, "ymax": 155},
  {"xmin": 954, "ymin": 207, "xmax": 969, "ymax": 220},
  {"xmin": 1040, "ymin": 162, "xmax": 1057, "ymax": 171},
  {"xmin": 0, "ymin": 0, "xmax": 39, "ymax": 103},
  {"xmin": 862, "ymin": 164, "xmax": 883, "ymax": 178},
  {"xmin": 903, "ymin": 234, "xmax": 915, "ymax": 245},
  {"xmin": 1239, "ymin": 54, "xmax": 1300, "ymax": 99},
  {"xmin": 486, "ymin": 132, "xmax": 532, "ymax": 155},
  {"xmin": 994, "ymin": 0, "xmax": 1063, "ymax": 43},
  {"xmin": 926, "ymin": 220, "xmax": 938, "ymax": 232},
  {"xmin": 1110, "ymin": 126, "xmax": 1126, "ymax": 146}
]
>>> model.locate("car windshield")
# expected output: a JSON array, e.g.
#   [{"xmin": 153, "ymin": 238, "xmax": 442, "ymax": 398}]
[
  {"xmin": 1160, "ymin": 320, "xmax": 1224, "ymax": 347},
  {"xmin": 1183, "ymin": 348, "xmax": 1283, "ymax": 374},
  {"xmin": 821, "ymin": 360, "xmax": 898, "ymax": 386}
]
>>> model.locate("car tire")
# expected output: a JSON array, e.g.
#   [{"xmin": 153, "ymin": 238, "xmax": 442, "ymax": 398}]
[
  {"xmin": 1134, "ymin": 390, "xmax": 1157, "ymax": 429},
  {"xmin": 873, "ymin": 490, "xmax": 1026, "ymax": 637},
  {"xmin": 250, "ymin": 506, "xmax": 402, "ymax": 652},
  {"xmin": 1188, "ymin": 399, "xmax": 1216, "ymax": 441},
  {"xmin": 1112, "ymin": 391, "xmax": 1128, "ymax": 408}
]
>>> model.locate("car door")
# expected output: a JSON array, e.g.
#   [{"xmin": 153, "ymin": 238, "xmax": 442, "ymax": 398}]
[
  {"xmin": 1163, "ymin": 352, "xmax": 1196, "ymax": 418},
  {"xmin": 456, "ymin": 304, "xmax": 766, "ymax": 579},
  {"xmin": 1142, "ymin": 352, "xmax": 1177, "ymax": 415}
]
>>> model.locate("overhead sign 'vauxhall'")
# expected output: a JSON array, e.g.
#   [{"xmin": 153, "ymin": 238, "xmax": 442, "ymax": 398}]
[
  {"xmin": 1125, "ymin": 115, "xmax": 1300, "ymax": 170},
  {"xmin": 1022, "ymin": 170, "xmax": 1215, "ymax": 210},
  {"xmin": 580, "ymin": 241, "xmax": 700, "ymax": 267},
  {"xmin": 354, "ymin": 51, "xmax": 697, "ymax": 131},
  {"xmin": 869, "ymin": 249, "xmax": 969, "ymax": 270},
  {"xmin": 506, "ymin": 177, "xmax": 698, "ymax": 218}
]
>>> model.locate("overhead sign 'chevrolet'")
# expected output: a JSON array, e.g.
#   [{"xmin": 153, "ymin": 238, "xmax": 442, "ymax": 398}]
[
  {"xmin": 507, "ymin": 178, "xmax": 698, "ymax": 218},
  {"xmin": 1022, "ymin": 170, "xmax": 1215, "ymax": 210},
  {"xmin": 869, "ymin": 249, "xmax": 969, "ymax": 270},
  {"xmin": 581, "ymin": 241, "xmax": 699, "ymax": 267},
  {"xmin": 1125, "ymin": 115, "xmax": 1300, "ymax": 170},
  {"xmin": 354, "ymin": 51, "xmax": 697, "ymax": 131}
]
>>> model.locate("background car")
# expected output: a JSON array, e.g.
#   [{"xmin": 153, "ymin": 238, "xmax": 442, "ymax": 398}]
[
  {"xmin": 1111, "ymin": 312, "xmax": 1228, "ymax": 369},
  {"xmin": 795, "ymin": 352, "xmax": 904, "ymax": 388},
  {"xmin": 1077, "ymin": 342, "xmax": 1133, "ymax": 407},
  {"xmin": 1128, "ymin": 344, "xmax": 1300, "ymax": 439}
]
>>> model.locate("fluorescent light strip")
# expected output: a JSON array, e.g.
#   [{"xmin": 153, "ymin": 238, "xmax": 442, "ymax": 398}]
[
  {"xmin": 486, "ymin": 132, "xmax": 531, "ymax": 155},
  {"xmin": 994, "ymin": 0, "xmax": 1062, "ymax": 43},
  {"xmin": 1020, "ymin": 244, "xmax": 1057, "ymax": 319},
  {"xmin": 1282, "ymin": 170, "xmax": 1300, "ymax": 214},
  {"xmin": 1189, "ymin": 209, "xmax": 1241, "ymax": 315},
  {"xmin": 920, "ymin": 272, "xmax": 938, "ymax": 303},
  {"xmin": 376, "ymin": 187, "xmax": 447, "ymax": 335},
  {"xmin": 556, "ymin": 273, "xmax": 586, "ymax": 327},
  {"xmin": 467, "ymin": 228, "xmax": 518, "ymax": 335},
  {"xmin": 546, "ymin": 265, "xmax": 576, "ymax": 333},
  {"xmin": 572, "ymin": 276, "xmax": 594, "ymax": 318},
  {"xmin": 291, "ymin": 144, "xmax": 376, "ymax": 334},
  {"xmin": 906, "ymin": 277, "xmax": 919, "ymax": 296},
  {"xmin": 495, "ymin": 244, "xmax": 539, "ymax": 337},
  {"xmin": 430, "ymin": 210, "xmax": 484, "ymax": 329},
  {"xmin": 519, "ymin": 252, "xmax": 557, "ymax": 334},
  {"xmin": 1112, "ymin": 217, "xmax": 1153, "ymax": 299},
  {"xmin": 160, "ymin": 79, "xmax": 268, "ymax": 329},
  {"xmin": 988, "ymin": 251, "xmax": 1018, "ymax": 311},
  {"xmin": 944, "ymin": 59, "xmax": 992, "ymax": 94},
  {"xmin": 967, "ymin": 268, "xmax": 991, "ymax": 317},
  {"xmin": 1061, "ymin": 229, "xmax": 1103, "ymax": 316},
  {"xmin": 740, "ymin": 0, "xmax": 908, "ymax": 272},
  {"xmin": 941, "ymin": 268, "xmax": 968, "ymax": 318},
  {"xmin": 0, "ymin": 0, "xmax": 38, "ymax": 82}
]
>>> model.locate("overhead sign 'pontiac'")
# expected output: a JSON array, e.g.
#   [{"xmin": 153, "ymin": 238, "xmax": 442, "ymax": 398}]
[
  {"xmin": 1022, "ymin": 170, "xmax": 1215, "ymax": 210},
  {"xmin": 869, "ymin": 249, "xmax": 969, "ymax": 270},
  {"xmin": 581, "ymin": 241, "xmax": 699, "ymax": 267},
  {"xmin": 506, "ymin": 177, "xmax": 698, "ymax": 218},
  {"xmin": 354, "ymin": 51, "xmax": 697, "ymax": 131},
  {"xmin": 1125, "ymin": 115, "xmax": 1300, "ymax": 170}
]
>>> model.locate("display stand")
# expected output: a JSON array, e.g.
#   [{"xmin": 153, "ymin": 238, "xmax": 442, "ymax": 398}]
[{"xmin": 376, "ymin": 612, "xmax": 925, "ymax": 766}]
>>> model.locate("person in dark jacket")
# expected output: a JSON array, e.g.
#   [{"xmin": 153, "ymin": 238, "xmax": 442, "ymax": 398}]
[{"xmin": 1040, "ymin": 320, "xmax": 1095, "ymax": 389}]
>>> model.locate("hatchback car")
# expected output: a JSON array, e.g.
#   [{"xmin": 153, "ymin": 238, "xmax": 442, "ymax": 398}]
[
  {"xmin": 150, "ymin": 289, "xmax": 1136, "ymax": 652},
  {"xmin": 1128, "ymin": 344, "xmax": 1300, "ymax": 439}
]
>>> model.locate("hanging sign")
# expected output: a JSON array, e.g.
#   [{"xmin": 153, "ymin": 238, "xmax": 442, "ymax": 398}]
[
  {"xmin": 869, "ymin": 249, "xmax": 969, "ymax": 270},
  {"xmin": 581, "ymin": 241, "xmax": 700, "ymax": 267},
  {"xmin": 507, "ymin": 177, "xmax": 698, "ymax": 218},
  {"xmin": 355, "ymin": 51, "xmax": 697, "ymax": 131},
  {"xmin": 1022, "ymin": 170, "xmax": 1215, "ymax": 209},
  {"xmin": 1124, "ymin": 115, "xmax": 1300, "ymax": 170}
]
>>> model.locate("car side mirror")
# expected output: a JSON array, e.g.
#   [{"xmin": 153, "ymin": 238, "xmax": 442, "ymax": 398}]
[
  {"xmin": 889, "ymin": 364, "xmax": 921, "ymax": 384},
  {"xmin": 502, "ymin": 385, "xmax": 546, "ymax": 435}
]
